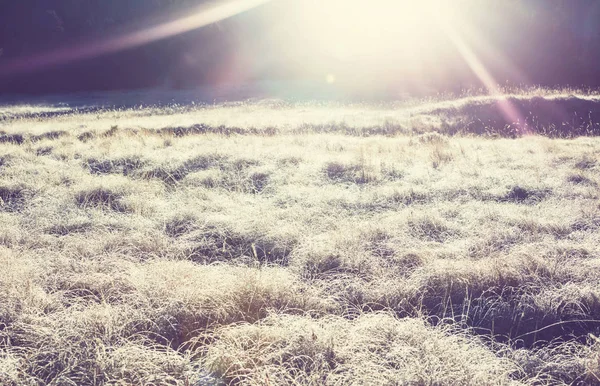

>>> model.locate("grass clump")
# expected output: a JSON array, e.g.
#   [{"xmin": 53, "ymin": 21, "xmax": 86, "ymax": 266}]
[
  {"xmin": 77, "ymin": 131, "xmax": 96, "ymax": 142},
  {"xmin": 248, "ymin": 171, "xmax": 270, "ymax": 193},
  {"xmin": 418, "ymin": 132, "xmax": 450, "ymax": 144},
  {"xmin": 515, "ymin": 219, "xmax": 572, "ymax": 239},
  {"xmin": 575, "ymin": 155, "xmax": 596, "ymax": 170},
  {"xmin": 566, "ymin": 172, "xmax": 597, "ymax": 186},
  {"xmin": 164, "ymin": 213, "xmax": 198, "ymax": 238},
  {"xmin": 183, "ymin": 157, "xmax": 270, "ymax": 193},
  {"xmin": 142, "ymin": 154, "xmax": 225, "ymax": 184},
  {"xmin": 468, "ymin": 229, "xmax": 524, "ymax": 257},
  {"xmin": 102, "ymin": 125, "xmax": 120, "ymax": 137},
  {"xmin": 184, "ymin": 221, "xmax": 296, "ymax": 265},
  {"xmin": 196, "ymin": 169, "xmax": 271, "ymax": 194},
  {"xmin": 323, "ymin": 161, "xmax": 378, "ymax": 184},
  {"xmin": 1, "ymin": 305, "xmax": 190, "ymax": 385},
  {"xmin": 501, "ymin": 185, "xmax": 551, "ymax": 204},
  {"xmin": 380, "ymin": 163, "xmax": 404, "ymax": 181},
  {"xmin": 323, "ymin": 161, "xmax": 351, "ymax": 181},
  {"xmin": 0, "ymin": 185, "xmax": 27, "ymax": 212},
  {"xmin": 85, "ymin": 156, "xmax": 147, "ymax": 176},
  {"xmin": 0, "ymin": 133, "xmax": 24, "ymax": 145},
  {"xmin": 290, "ymin": 238, "xmax": 359, "ymax": 280},
  {"xmin": 205, "ymin": 313, "xmax": 520, "ymax": 385},
  {"xmin": 129, "ymin": 261, "xmax": 330, "ymax": 347},
  {"xmin": 46, "ymin": 221, "xmax": 93, "ymax": 236},
  {"xmin": 386, "ymin": 188, "xmax": 430, "ymax": 206},
  {"xmin": 75, "ymin": 187, "xmax": 130, "ymax": 212},
  {"xmin": 35, "ymin": 146, "xmax": 53, "ymax": 156},
  {"xmin": 30, "ymin": 130, "xmax": 68, "ymax": 142},
  {"xmin": 277, "ymin": 156, "xmax": 303, "ymax": 167},
  {"xmin": 141, "ymin": 163, "xmax": 189, "ymax": 184},
  {"xmin": 429, "ymin": 143, "xmax": 454, "ymax": 169},
  {"xmin": 0, "ymin": 155, "xmax": 10, "ymax": 169},
  {"xmin": 408, "ymin": 216, "xmax": 459, "ymax": 243}
]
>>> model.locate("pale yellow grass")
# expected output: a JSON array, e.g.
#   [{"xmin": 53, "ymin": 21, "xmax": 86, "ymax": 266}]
[{"xmin": 0, "ymin": 96, "xmax": 600, "ymax": 385}]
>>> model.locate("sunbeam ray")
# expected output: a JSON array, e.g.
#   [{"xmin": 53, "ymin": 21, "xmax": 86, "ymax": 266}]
[
  {"xmin": 0, "ymin": 0, "xmax": 275, "ymax": 77},
  {"xmin": 436, "ymin": 12, "xmax": 530, "ymax": 134}
]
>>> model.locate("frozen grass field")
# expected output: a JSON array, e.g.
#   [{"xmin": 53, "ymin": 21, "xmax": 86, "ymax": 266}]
[{"xmin": 1, "ymin": 91, "xmax": 600, "ymax": 385}]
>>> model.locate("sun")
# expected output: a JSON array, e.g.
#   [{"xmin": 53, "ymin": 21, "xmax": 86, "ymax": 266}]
[
  {"xmin": 263, "ymin": 0, "xmax": 464, "ymax": 88},
  {"xmin": 304, "ymin": 0, "xmax": 452, "ymax": 59}
]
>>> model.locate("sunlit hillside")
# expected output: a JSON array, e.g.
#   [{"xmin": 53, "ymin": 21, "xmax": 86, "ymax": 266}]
[{"xmin": 1, "ymin": 93, "xmax": 600, "ymax": 385}]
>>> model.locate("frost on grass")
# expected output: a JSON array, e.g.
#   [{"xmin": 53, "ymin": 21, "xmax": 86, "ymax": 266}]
[
  {"xmin": 75, "ymin": 186, "xmax": 130, "ymax": 212},
  {"xmin": 205, "ymin": 313, "xmax": 520, "ymax": 385},
  {"xmin": 179, "ymin": 219, "xmax": 297, "ymax": 264},
  {"xmin": 85, "ymin": 156, "xmax": 148, "ymax": 176},
  {"xmin": 1, "ymin": 97, "xmax": 600, "ymax": 385}
]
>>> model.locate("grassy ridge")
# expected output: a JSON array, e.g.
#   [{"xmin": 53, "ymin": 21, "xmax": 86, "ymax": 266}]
[
  {"xmin": 1, "ymin": 95, "xmax": 600, "ymax": 385},
  {"xmin": 4, "ymin": 92, "xmax": 600, "ymax": 138}
]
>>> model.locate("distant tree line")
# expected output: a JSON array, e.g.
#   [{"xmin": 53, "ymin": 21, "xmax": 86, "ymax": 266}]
[{"xmin": 1, "ymin": 0, "xmax": 600, "ymax": 94}]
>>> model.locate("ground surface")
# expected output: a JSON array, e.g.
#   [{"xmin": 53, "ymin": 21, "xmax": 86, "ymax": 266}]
[{"xmin": 1, "ymin": 92, "xmax": 600, "ymax": 385}]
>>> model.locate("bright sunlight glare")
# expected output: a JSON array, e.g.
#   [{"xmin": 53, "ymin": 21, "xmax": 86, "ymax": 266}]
[
  {"xmin": 263, "ymin": 0, "xmax": 466, "ymax": 94},
  {"xmin": 301, "ymin": 0, "xmax": 456, "ymax": 60}
]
